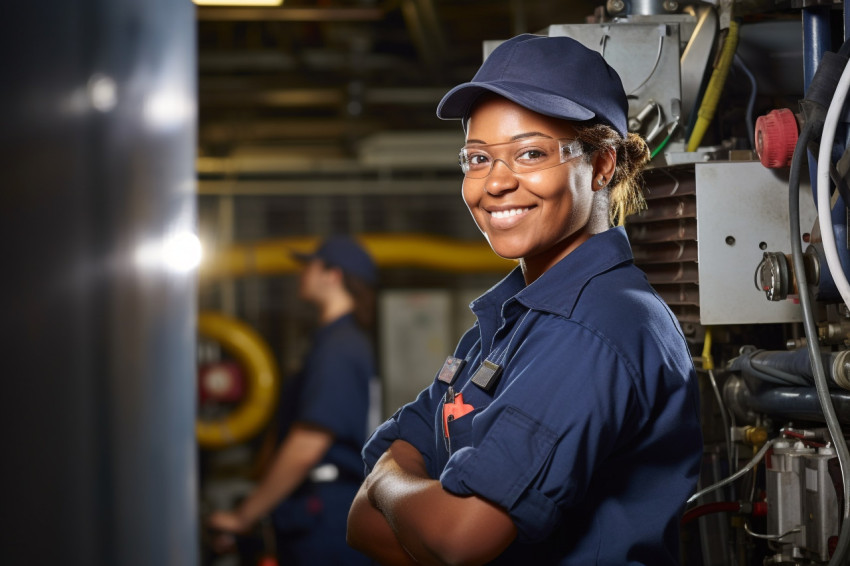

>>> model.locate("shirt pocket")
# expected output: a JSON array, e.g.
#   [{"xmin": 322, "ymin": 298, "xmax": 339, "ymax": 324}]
[{"xmin": 444, "ymin": 406, "xmax": 482, "ymax": 455}]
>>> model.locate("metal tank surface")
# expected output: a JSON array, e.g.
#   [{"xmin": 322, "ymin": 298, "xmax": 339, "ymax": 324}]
[{"xmin": 0, "ymin": 1, "xmax": 198, "ymax": 565}]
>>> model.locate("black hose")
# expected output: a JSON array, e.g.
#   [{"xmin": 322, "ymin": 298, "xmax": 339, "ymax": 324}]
[
  {"xmin": 736, "ymin": 383, "xmax": 850, "ymax": 425},
  {"xmin": 728, "ymin": 347, "xmax": 841, "ymax": 388},
  {"xmin": 789, "ymin": 119, "xmax": 850, "ymax": 564}
]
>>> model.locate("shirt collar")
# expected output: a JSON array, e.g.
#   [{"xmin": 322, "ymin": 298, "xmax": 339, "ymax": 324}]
[{"xmin": 472, "ymin": 227, "xmax": 634, "ymax": 321}]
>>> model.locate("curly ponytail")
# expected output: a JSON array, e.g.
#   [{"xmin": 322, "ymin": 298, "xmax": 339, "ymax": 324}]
[{"xmin": 574, "ymin": 124, "xmax": 650, "ymax": 226}]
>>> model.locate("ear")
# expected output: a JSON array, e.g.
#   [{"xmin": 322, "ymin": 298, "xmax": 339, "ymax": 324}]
[{"xmin": 591, "ymin": 146, "xmax": 616, "ymax": 192}]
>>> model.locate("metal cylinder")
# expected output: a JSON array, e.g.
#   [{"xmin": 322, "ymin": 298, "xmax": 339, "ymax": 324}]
[
  {"xmin": 631, "ymin": 0, "xmax": 670, "ymax": 15},
  {"xmin": 0, "ymin": 1, "xmax": 197, "ymax": 565}
]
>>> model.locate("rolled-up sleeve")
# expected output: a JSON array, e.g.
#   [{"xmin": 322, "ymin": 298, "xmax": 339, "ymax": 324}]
[
  {"xmin": 362, "ymin": 382, "xmax": 444, "ymax": 477},
  {"xmin": 363, "ymin": 326, "xmax": 481, "ymax": 478},
  {"xmin": 439, "ymin": 321, "xmax": 643, "ymax": 542}
]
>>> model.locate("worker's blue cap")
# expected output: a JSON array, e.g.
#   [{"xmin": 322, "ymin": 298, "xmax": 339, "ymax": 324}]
[
  {"xmin": 293, "ymin": 236, "xmax": 377, "ymax": 285},
  {"xmin": 436, "ymin": 33, "xmax": 629, "ymax": 138}
]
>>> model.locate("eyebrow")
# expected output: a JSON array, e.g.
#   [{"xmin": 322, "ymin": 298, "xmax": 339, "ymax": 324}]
[{"xmin": 464, "ymin": 131, "xmax": 555, "ymax": 145}]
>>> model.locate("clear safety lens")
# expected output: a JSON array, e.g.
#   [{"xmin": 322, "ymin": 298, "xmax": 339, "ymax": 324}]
[{"xmin": 458, "ymin": 137, "xmax": 583, "ymax": 178}]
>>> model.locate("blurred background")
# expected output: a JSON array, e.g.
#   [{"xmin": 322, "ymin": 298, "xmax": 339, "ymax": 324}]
[{"xmin": 8, "ymin": 0, "xmax": 850, "ymax": 564}]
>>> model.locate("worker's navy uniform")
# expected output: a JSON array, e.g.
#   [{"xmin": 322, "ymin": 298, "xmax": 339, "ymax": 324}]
[
  {"xmin": 273, "ymin": 313, "xmax": 375, "ymax": 565},
  {"xmin": 363, "ymin": 227, "xmax": 703, "ymax": 565}
]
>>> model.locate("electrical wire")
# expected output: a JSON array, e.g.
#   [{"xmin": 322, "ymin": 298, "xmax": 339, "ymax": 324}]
[
  {"xmin": 743, "ymin": 522, "xmax": 801, "ymax": 541},
  {"xmin": 700, "ymin": 327, "xmax": 735, "ymax": 474},
  {"xmin": 830, "ymin": 160, "xmax": 850, "ymax": 215},
  {"xmin": 816, "ymin": 55, "xmax": 850, "ymax": 308},
  {"xmin": 650, "ymin": 122, "xmax": 679, "ymax": 160},
  {"xmin": 628, "ymin": 33, "xmax": 664, "ymax": 95},
  {"xmin": 788, "ymin": 119, "xmax": 850, "ymax": 565},
  {"xmin": 687, "ymin": 20, "xmax": 740, "ymax": 152},
  {"xmin": 687, "ymin": 438, "xmax": 775, "ymax": 505},
  {"xmin": 733, "ymin": 53, "xmax": 757, "ymax": 150},
  {"xmin": 681, "ymin": 501, "xmax": 742, "ymax": 525},
  {"xmin": 706, "ymin": 369, "xmax": 735, "ymax": 473}
]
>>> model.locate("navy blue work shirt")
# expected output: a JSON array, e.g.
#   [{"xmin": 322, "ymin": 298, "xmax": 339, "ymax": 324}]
[
  {"xmin": 272, "ymin": 314, "xmax": 377, "ymax": 564},
  {"xmin": 363, "ymin": 227, "xmax": 702, "ymax": 565},
  {"xmin": 273, "ymin": 313, "xmax": 375, "ymax": 531}
]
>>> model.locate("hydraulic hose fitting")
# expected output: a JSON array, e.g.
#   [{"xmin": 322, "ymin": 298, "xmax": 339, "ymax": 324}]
[
  {"xmin": 831, "ymin": 350, "xmax": 850, "ymax": 390},
  {"xmin": 731, "ymin": 425, "xmax": 768, "ymax": 448},
  {"xmin": 606, "ymin": 0, "xmax": 626, "ymax": 16},
  {"xmin": 755, "ymin": 250, "xmax": 819, "ymax": 301},
  {"xmin": 744, "ymin": 426, "xmax": 768, "ymax": 448}
]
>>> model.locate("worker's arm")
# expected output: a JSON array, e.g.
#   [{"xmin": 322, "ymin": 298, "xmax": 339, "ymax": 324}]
[
  {"xmin": 208, "ymin": 422, "xmax": 333, "ymax": 534},
  {"xmin": 348, "ymin": 439, "xmax": 517, "ymax": 566},
  {"xmin": 347, "ymin": 486, "xmax": 421, "ymax": 565}
]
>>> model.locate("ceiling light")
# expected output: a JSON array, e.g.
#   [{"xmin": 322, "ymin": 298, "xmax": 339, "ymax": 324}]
[{"xmin": 192, "ymin": 0, "xmax": 283, "ymax": 6}]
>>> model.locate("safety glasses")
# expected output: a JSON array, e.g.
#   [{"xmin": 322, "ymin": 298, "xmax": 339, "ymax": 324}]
[{"xmin": 458, "ymin": 137, "xmax": 583, "ymax": 178}]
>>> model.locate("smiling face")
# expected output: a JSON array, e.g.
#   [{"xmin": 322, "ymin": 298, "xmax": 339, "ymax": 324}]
[{"xmin": 462, "ymin": 95, "xmax": 613, "ymax": 283}]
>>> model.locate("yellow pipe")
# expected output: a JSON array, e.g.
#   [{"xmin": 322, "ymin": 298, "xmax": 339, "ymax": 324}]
[
  {"xmin": 196, "ymin": 311, "xmax": 280, "ymax": 449},
  {"xmin": 200, "ymin": 233, "xmax": 516, "ymax": 279},
  {"xmin": 687, "ymin": 20, "xmax": 739, "ymax": 152}
]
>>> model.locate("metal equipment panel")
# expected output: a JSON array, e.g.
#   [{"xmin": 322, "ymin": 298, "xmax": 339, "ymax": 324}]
[
  {"xmin": 543, "ymin": 22, "xmax": 684, "ymax": 151},
  {"xmin": 696, "ymin": 161, "xmax": 817, "ymax": 325}
]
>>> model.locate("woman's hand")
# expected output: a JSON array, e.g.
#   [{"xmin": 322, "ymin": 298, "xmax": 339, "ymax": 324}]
[{"xmin": 206, "ymin": 510, "xmax": 250, "ymax": 554}]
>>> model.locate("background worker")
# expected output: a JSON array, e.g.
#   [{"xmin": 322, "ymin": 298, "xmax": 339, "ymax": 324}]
[
  {"xmin": 210, "ymin": 235, "xmax": 378, "ymax": 566},
  {"xmin": 347, "ymin": 34, "xmax": 702, "ymax": 565}
]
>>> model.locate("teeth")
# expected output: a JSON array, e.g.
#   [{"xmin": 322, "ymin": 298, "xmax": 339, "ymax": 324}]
[{"xmin": 491, "ymin": 208, "xmax": 529, "ymax": 219}]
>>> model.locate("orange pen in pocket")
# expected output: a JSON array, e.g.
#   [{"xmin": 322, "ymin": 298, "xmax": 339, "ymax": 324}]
[{"xmin": 442, "ymin": 388, "xmax": 475, "ymax": 438}]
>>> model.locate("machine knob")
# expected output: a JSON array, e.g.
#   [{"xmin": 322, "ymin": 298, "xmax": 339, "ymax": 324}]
[
  {"xmin": 755, "ymin": 108, "xmax": 798, "ymax": 168},
  {"xmin": 755, "ymin": 251, "xmax": 790, "ymax": 301}
]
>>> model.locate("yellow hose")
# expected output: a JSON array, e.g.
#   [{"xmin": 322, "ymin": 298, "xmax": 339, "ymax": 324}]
[
  {"xmin": 196, "ymin": 311, "xmax": 280, "ymax": 449},
  {"xmin": 200, "ymin": 233, "xmax": 515, "ymax": 280},
  {"xmin": 687, "ymin": 20, "xmax": 740, "ymax": 152},
  {"xmin": 702, "ymin": 326, "xmax": 714, "ymax": 371}
]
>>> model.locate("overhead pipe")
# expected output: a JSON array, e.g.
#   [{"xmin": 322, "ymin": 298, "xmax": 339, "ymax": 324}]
[
  {"xmin": 200, "ymin": 233, "xmax": 516, "ymax": 280},
  {"xmin": 196, "ymin": 7, "xmax": 386, "ymax": 21}
]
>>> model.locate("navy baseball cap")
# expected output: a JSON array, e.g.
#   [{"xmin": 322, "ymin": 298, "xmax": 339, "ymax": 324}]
[
  {"xmin": 293, "ymin": 236, "xmax": 377, "ymax": 285},
  {"xmin": 436, "ymin": 33, "xmax": 629, "ymax": 138}
]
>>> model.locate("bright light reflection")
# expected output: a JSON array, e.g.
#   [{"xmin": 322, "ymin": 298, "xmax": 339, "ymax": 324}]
[
  {"xmin": 144, "ymin": 91, "xmax": 193, "ymax": 131},
  {"xmin": 136, "ymin": 232, "xmax": 202, "ymax": 274},
  {"xmin": 164, "ymin": 233, "xmax": 203, "ymax": 273}
]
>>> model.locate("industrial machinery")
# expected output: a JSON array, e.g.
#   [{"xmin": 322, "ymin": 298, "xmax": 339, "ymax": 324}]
[
  {"xmin": 569, "ymin": 0, "xmax": 850, "ymax": 564},
  {"xmin": 196, "ymin": 1, "xmax": 850, "ymax": 564}
]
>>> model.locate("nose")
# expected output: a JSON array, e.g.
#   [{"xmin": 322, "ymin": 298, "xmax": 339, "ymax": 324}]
[{"xmin": 483, "ymin": 159, "xmax": 517, "ymax": 195}]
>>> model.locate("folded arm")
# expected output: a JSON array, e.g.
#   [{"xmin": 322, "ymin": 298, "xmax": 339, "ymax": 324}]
[{"xmin": 348, "ymin": 439, "xmax": 517, "ymax": 566}]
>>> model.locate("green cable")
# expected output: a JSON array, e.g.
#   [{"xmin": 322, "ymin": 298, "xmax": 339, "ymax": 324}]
[{"xmin": 650, "ymin": 130, "xmax": 673, "ymax": 159}]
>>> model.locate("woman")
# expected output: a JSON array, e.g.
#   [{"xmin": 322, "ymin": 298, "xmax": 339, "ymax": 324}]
[
  {"xmin": 347, "ymin": 34, "xmax": 702, "ymax": 565},
  {"xmin": 209, "ymin": 236, "xmax": 378, "ymax": 565}
]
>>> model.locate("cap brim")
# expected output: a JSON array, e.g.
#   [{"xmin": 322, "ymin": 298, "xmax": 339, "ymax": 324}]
[{"xmin": 436, "ymin": 81, "xmax": 596, "ymax": 124}]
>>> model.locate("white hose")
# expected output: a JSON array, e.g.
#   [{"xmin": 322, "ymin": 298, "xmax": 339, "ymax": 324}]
[
  {"xmin": 817, "ymin": 55, "xmax": 850, "ymax": 308},
  {"xmin": 687, "ymin": 438, "xmax": 776, "ymax": 505}
]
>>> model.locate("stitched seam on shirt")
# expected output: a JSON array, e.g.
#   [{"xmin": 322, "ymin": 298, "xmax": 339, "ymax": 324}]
[
  {"xmin": 493, "ymin": 309, "xmax": 535, "ymax": 366},
  {"xmin": 459, "ymin": 405, "xmax": 557, "ymax": 509}
]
